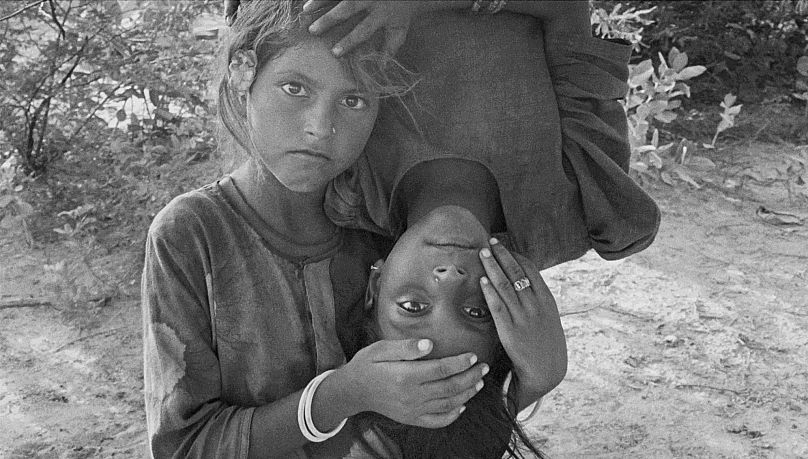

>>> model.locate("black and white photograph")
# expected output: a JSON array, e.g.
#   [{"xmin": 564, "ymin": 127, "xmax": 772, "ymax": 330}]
[{"xmin": 1, "ymin": 1, "xmax": 806, "ymax": 457}]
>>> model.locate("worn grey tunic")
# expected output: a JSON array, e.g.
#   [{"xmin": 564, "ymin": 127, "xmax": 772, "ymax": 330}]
[{"xmin": 141, "ymin": 177, "xmax": 378, "ymax": 458}]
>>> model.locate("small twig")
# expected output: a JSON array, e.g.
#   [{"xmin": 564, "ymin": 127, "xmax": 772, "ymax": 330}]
[
  {"xmin": 102, "ymin": 439, "xmax": 147, "ymax": 456},
  {"xmin": 744, "ymin": 119, "xmax": 772, "ymax": 147},
  {"xmin": 769, "ymin": 252, "xmax": 808, "ymax": 260},
  {"xmin": 47, "ymin": 0, "xmax": 65, "ymax": 39},
  {"xmin": 0, "ymin": 298, "xmax": 53, "ymax": 310},
  {"xmin": 0, "ymin": 0, "xmax": 45, "ymax": 23},
  {"xmin": 21, "ymin": 216, "xmax": 35, "ymax": 248},
  {"xmin": 675, "ymin": 383, "xmax": 742, "ymax": 396},
  {"xmin": 604, "ymin": 305, "xmax": 653, "ymax": 320},
  {"xmin": 51, "ymin": 326, "xmax": 126, "ymax": 353},
  {"xmin": 561, "ymin": 303, "xmax": 610, "ymax": 317}
]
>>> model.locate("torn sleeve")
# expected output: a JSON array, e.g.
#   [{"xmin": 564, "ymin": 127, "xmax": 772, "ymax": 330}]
[
  {"xmin": 141, "ymin": 226, "xmax": 254, "ymax": 459},
  {"xmin": 546, "ymin": 36, "xmax": 661, "ymax": 259}
]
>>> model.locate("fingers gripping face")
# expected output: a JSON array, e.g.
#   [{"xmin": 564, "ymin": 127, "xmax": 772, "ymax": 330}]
[
  {"xmin": 479, "ymin": 238, "xmax": 536, "ymax": 327},
  {"xmin": 353, "ymin": 339, "xmax": 489, "ymax": 428},
  {"xmin": 478, "ymin": 238, "xmax": 568, "ymax": 401}
]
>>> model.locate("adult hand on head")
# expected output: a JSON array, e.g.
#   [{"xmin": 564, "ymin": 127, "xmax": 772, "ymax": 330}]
[
  {"xmin": 337, "ymin": 338, "xmax": 488, "ymax": 428},
  {"xmin": 303, "ymin": 0, "xmax": 421, "ymax": 56},
  {"xmin": 224, "ymin": 0, "xmax": 240, "ymax": 25},
  {"xmin": 478, "ymin": 238, "xmax": 568, "ymax": 408}
]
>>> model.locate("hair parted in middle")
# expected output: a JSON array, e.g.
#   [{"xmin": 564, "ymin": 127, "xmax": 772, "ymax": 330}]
[{"xmin": 216, "ymin": 0, "xmax": 417, "ymax": 160}]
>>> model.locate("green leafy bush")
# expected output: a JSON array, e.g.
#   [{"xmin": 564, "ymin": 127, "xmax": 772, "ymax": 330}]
[
  {"xmin": 616, "ymin": 0, "xmax": 808, "ymax": 103},
  {"xmin": 623, "ymin": 48, "xmax": 706, "ymax": 175},
  {"xmin": 0, "ymin": 0, "xmax": 221, "ymax": 175}
]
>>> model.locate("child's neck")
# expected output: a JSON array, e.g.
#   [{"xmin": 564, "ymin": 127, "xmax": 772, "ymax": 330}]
[
  {"xmin": 230, "ymin": 159, "xmax": 337, "ymax": 245},
  {"xmin": 399, "ymin": 159, "xmax": 504, "ymax": 233}
]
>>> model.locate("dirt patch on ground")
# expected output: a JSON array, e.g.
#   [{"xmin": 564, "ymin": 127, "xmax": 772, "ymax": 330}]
[{"xmin": 1, "ymin": 142, "xmax": 806, "ymax": 458}]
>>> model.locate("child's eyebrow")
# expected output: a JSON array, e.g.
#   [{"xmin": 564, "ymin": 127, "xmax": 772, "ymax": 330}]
[
  {"xmin": 423, "ymin": 238, "xmax": 479, "ymax": 251},
  {"xmin": 274, "ymin": 70, "xmax": 363, "ymax": 94}
]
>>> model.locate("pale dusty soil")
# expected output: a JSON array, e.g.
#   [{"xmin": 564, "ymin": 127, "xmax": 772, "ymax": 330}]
[{"xmin": 1, "ymin": 142, "xmax": 807, "ymax": 458}]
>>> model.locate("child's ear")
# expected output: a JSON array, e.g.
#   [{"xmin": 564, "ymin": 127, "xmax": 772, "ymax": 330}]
[
  {"xmin": 228, "ymin": 49, "xmax": 257, "ymax": 96},
  {"xmin": 365, "ymin": 259, "xmax": 384, "ymax": 311}
]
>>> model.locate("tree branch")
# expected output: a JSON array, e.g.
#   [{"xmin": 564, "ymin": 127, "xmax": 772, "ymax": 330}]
[
  {"xmin": 0, "ymin": 298, "xmax": 53, "ymax": 309},
  {"xmin": 51, "ymin": 326, "xmax": 126, "ymax": 353},
  {"xmin": 69, "ymin": 80, "xmax": 127, "ymax": 141},
  {"xmin": 0, "ymin": 0, "xmax": 45, "ymax": 23},
  {"xmin": 47, "ymin": 0, "xmax": 65, "ymax": 39}
]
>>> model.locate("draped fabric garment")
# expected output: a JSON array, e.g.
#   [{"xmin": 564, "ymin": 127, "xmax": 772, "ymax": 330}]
[
  {"xmin": 326, "ymin": 11, "xmax": 660, "ymax": 269},
  {"xmin": 142, "ymin": 177, "xmax": 378, "ymax": 458}
]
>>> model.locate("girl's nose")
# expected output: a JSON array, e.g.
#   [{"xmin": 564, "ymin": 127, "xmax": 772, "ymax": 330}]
[
  {"xmin": 433, "ymin": 265, "xmax": 466, "ymax": 283},
  {"xmin": 304, "ymin": 102, "xmax": 334, "ymax": 140}
]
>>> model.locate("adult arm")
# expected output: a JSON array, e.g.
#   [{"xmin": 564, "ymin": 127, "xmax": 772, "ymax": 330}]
[
  {"xmin": 304, "ymin": 0, "xmax": 590, "ymax": 55},
  {"xmin": 544, "ymin": 7, "xmax": 662, "ymax": 257}
]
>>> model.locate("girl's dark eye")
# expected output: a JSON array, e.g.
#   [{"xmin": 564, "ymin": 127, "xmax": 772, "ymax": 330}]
[
  {"xmin": 281, "ymin": 82, "xmax": 307, "ymax": 96},
  {"xmin": 341, "ymin": 95, "xmax": 367, "ymax": 109},
  {"xmin": 398, "ymin": 301, "xmax": 428, "ymax": 314},
  {"xmin": 463, "ymin": 306, "xmax": 490, "ymax": 319}
]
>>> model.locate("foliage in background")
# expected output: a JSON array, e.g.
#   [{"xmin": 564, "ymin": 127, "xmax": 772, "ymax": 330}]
[
  {"xmin": 0, "ymin": 0, "xmax": 221, "ymax": 176},
  {"xmin": 590, "ymin": 3, "xmax": 656, "ymax": 51},
  {"xmin": 794, "ymin": 55, "xmax": 808, "ymax": 115},
  {"xmin": 592, "ymin": 2, "xmax": 716, "ymax": 187},
  {"xmin": 616, "ymin": 0, "xmax": 808, "ymax": 104},
  {"xmin": 1, "ymin": 0, "xmax": 806, "ymax": 251},
  {"xmin": 621, "ymin": 47, "xmax": 705, "ymax": 175},
  {"xmin": 705, "ymin": 94, "xmax": 743, "ymax": 149}
]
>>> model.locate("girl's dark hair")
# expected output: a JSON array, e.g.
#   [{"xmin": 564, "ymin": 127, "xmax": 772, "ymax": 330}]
[
  {"xmin": 217, "ymin": 0, "xmax": 416, "ymax": 162},
  {"xmin": 352, "ymin": 310, "xmax": 546, "ymax": 458}
]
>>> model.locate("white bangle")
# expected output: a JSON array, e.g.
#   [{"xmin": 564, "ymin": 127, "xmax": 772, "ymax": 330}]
[
  {"xmin": 502, "ymin": 371, "xmax": 543, "ymax": 423},
  {"xmin": 297, "ymin": 369, "xmax": 347, "ymax": 442}
]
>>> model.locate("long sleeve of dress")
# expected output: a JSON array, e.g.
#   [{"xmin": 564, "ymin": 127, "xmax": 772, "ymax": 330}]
[
  {"xmin": 545, "ymin": 36, "xmax": 660, "ymax": 259},
  {"xmin": 143, "ymin": 181, "xmax": 377, "ymax": 459},
  {"xmin": 142, "ymin": 223, "xmax": 255, "ymax": 459}
]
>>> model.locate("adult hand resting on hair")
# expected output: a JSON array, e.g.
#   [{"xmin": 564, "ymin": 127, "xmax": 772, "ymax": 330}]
[
  {"xmin": 304, "ymin": 0, "xmax": 592, "ymax": 57},
  {"xmin": 478, "ymin": 238, "xmax": 567, "ymax": 412},
  {"xmin": 303, "ymin": 0, "xmax": 420, "ymax": 56}
]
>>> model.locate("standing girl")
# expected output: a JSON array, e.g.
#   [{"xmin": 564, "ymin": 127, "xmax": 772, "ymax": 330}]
[{"xmin": 142, "ymin": 2, "xmax": 490, "ymax": 457}]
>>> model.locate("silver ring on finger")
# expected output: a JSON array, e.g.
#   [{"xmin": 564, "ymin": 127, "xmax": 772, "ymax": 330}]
[{"xmin": 513, "ymin": 277, "xmax": 531, "ymax": 292}]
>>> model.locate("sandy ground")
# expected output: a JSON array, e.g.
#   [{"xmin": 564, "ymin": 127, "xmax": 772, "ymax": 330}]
[{"xmin": 1, "ymin": 142, "xmax": 806, "ymax": 458}]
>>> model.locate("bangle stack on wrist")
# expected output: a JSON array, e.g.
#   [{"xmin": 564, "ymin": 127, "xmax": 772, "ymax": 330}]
[
  {"xmin": 297, "ymin": 369, "xmax": 347, "ymax": 442},
  {"xmin": 471, "ymin": 0, "xmax": 507, "ymax": 14}
]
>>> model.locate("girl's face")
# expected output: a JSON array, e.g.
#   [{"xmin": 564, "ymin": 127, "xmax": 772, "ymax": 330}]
[
  {"xmin": 372, "ymin": 206, "xmax": 499, "ymax": 364},
  {"xmin": 246, "ymin": 37, "xmax": 379, "ymax": 192}
]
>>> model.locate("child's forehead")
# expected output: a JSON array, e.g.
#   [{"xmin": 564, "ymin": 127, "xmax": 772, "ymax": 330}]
[{"xmin": 262, "ymin": 39, "xmax": 369, "ymax": 92}]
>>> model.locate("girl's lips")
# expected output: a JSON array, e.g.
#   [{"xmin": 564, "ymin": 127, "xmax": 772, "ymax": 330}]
[
  {"xmin": 288, "ymin": 149, "xmax": 330, "ymax": 160},
  {"xmin": 425, "ymin": 238, "xmax": 479, "ymax": 251}
]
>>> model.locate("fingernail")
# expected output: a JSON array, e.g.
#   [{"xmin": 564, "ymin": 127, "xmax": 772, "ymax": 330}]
[
  {"xmin": 303, "ymin": 0, "xmax": 313, "ymax": 11},
  {"xmin": 418, "ymin": 339, "xmax": 431, "ymax": 352},
  {"xmin": 458, "ymin": 405, "xmax": 466, "ymax": 415},
  {"xmin": 469, "ymin": 354, "xmax": 477, "ymax": 366},
  {"xmin": 332, "ymin": 45, "xmax": 343, "ymax": 56},
  {"xmin": 481, "ymin": 364, "xmax": 490, "ymax": 376},
  {"xmin": 480, "ymin": 248, "xmax": 491, "ymax": 258},
  {"xmin": 475, "ymin": 381, "xmax": 484, "ymax": 391},
  {"xmin": 480, "ymin": 276, "xmax": 489, "ymax": 285},
  {"xmin": 489, "ymin": 237, "xmax": 499, "ymax": 245}
]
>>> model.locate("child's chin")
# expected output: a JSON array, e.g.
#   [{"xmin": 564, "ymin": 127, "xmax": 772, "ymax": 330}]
[{"xmin": 425, "ymin": 205, "xmax": 489, "ymax": 240}]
